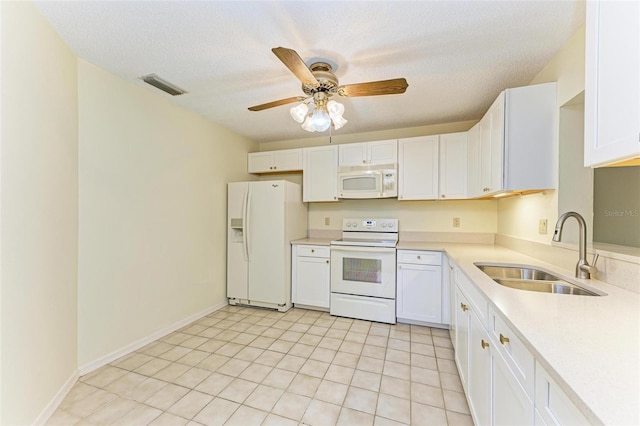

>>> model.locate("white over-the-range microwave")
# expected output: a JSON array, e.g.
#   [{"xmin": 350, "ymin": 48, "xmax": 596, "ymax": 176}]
[{"xmin": 337, "ymin": 164, "xmax": 397, "ymax": 199}]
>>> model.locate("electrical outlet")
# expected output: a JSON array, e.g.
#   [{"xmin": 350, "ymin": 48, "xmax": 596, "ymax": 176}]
[
  {"xmin": 539, "ymin": 219, "xmax": 548, "ymax": 234},
  {"xmin": 453, "ymin": 217, "xmax": 461, "ymax": 228},
  {"xmin": 324, "ymin": 217, "xmax": 330, "ymax": 226}
]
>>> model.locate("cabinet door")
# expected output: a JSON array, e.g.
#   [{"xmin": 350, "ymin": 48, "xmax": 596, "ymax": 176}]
[
  {"xmin": 488, "ymin": 93, "xmax": 505, "ymax": 194},
  {"xmin": 466, "ymin": 123, "xmax": 481, "ymax": 198},
  {"xmin": 339, "ymin": 142, "xmax": 368, "ymax": 166},
  {"xmin": 273, "ymin": 149, "xmax": 303, "ymax": 172},
  {"xmin": 368, "ymin": 139, "xmax": 398, "ymax": 164},
  {"xmin": 535, "ymin": 362, "xmax": 590, "ymax": 425},
  {"xmin": 397, "ymin": 263, "xmax": 442, "ymax": 323},
  {"xmin": 248, "ymin": 152, "xmax": 273, "ymax": 173},
  {"xmin": 439, "ymin": 132, "xmax": 468, "ymax": 199},
  {"xmin": 479, "ymin": 115, "xmax": 492, "ymax": 194},
  {"xmin": 294, "ymin": 255, "xmax": 330, "ymax": 309},
  {"xmin": 493, "ymin": 350, "xmax": 534, "ymax": 426},
  {"xmin": 454, "ymin": 287, "xmax": 470, "ymax": 391},
  {"xmin": 398, "ymin": 136, "xmax": 439, "ymax": 200},
  {"xmin": 468, "ymin": 310, "xmax": 492, "ymax": 426},
  {"xmin": 584, "ymin": 1, "xmax": 640, "ymax": 166},
  {"xmin": 303, "ymin": 146, "xmax": 338, "ymax": 202}
]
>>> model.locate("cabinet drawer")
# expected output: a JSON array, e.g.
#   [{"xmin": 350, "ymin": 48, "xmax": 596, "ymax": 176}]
[
  {"xmin": 457, "ymin": 272, "xmax": 488, "ymax": 326},
  {"xmin": 397, "ymin": 250, "xmax": 441, "ymax": 265},
  {"xmin": 296, "ymin": 245, "xmax": 330, "ymax": 258},
  {"xmin": 489, "ymin": 307, "xmax": 535, "ymax": 398}
]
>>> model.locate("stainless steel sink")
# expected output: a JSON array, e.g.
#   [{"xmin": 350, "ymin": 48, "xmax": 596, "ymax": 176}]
[{"xmin": 474, "ymin": 263, "xmax": 601, "ymax": 296}]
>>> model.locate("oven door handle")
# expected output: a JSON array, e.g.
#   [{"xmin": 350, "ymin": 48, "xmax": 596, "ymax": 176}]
[{"xmin": 330, "ymin": 245, "xmax": 396, "ymax": 253}]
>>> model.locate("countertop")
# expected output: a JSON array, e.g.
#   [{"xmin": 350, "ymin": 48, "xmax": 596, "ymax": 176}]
[
  {"xmin": 291, "ymin": 237, "xmax": 333, "ymax": 246},
  {"xmin": 398, "ymin": 241, "xmax": 640, "ymax": 426}
]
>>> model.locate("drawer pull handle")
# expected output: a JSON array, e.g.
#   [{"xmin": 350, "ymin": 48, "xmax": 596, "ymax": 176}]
[
  {"xmin": 499, "ymin": 334, "xmax": 510, "ymax": 344},
  {"xmin": 481, "ymin": 339, "xmax": 489, "ymax": 349},
  {"xmin": 460, "ymin": 303, "xmax": 468, "ymax": 312}
]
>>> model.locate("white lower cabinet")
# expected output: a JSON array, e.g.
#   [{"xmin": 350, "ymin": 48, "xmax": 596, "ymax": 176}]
[
  {"xmin": 450, "ymin": 262, "xmax": 588, "ymax": 426},
  {"xmin": 396, "ymin": 250, "xmax": 447, "ymax": 325},
  {"xmin": 292, "ymin": 245, "xmax": 330, "ymax": 310},
  {"xmin": 534, "ymin": 363, "xmax": 589, "ymax": 425}
]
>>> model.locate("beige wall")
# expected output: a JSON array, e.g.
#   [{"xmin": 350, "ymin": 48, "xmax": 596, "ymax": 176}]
[
  {"xmin": 77, "ymin": 60, "xmax": 256, "ymax": 367},
  {"xmin": 1, "ymin": 2, "xmax": 79, "ymax": 424},
  {"xmin": 497, "ymin": 26, "xmax": 587, "ymax": 244}
]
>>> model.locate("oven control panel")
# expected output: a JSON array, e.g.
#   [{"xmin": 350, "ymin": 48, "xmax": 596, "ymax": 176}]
[{"xmin": 342, "ymin": 218, "xmax": 398, "ymax": 232}]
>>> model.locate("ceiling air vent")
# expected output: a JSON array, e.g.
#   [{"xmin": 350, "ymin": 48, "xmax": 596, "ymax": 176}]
[{"xmin": 139, "ymin": 73, "xmax": 187, "ymax": 96}]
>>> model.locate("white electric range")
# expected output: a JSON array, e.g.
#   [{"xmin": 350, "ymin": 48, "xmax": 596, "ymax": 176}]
[{"xmin": 330, "ymin": 218, "xmax": 398, "ymax": 324}]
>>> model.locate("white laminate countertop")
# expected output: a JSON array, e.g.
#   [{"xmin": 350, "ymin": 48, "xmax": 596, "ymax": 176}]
[
  {"xmin": 290, "ymin": 238, "xmax": 333, "ymax": 246},
  {"xmin": 398, "ymin": 241, "xmax": 640, "ymax": 426}
]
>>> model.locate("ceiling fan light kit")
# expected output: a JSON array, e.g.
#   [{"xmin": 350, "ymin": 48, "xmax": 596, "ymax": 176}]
[{"xmin": 249, "ymin": 47, "xmax": 408, "ymax": 134}]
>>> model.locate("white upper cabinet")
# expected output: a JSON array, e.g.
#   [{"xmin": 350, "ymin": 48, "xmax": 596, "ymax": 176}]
[
  {"xmin": 439, "ymin": 132, "xmax": 468, "ymax": 200},
  {"xmin": 338, "ymin": 140, "xmax": 398, "ymax": 166},
  {"xmin": 584, "ymin": 0, "xmax": 640, "ymax": 167},
  {"xmin": 248, "ymin": 148, "xmax": 303, "ymax": 173},
  {"xmin": 466, "ymin": 123, "xmax": 481, "ymax": 198},
  {"xmin": 398, "ymin": 136, "xmax": 439, "ymax": 200},
  {"xmin": 475, "ymin": 82, "xmax": 557, "ymax": 197},
  {"xmin": 303, "ymin": 145, "xmax": 339, "ymax": 202}
]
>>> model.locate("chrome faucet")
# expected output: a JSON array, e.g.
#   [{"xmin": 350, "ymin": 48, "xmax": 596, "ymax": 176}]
[{"xmin": 552, "ymin": 211, "xmax": 598, "ymax": 279}]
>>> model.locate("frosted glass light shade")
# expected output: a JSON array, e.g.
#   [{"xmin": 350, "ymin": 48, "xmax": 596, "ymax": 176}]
[
  {"xmin": 332, "ymin": 115, "xmax": 348, "ymax": 130},
  {"xmin": 327, "ymin": 100, "xmax": 344, "ymax": 118},
  {"xmin": 289, "ymin": 103, "xmax": 308, "ymax": 123},
  {"xmin": 301, "ymin": 115, "xmax": 316, "ymax": 132}
]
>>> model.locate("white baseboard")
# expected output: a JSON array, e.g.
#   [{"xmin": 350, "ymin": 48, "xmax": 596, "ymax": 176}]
[
  {"xmin": 78, "ymin": 301, "xmax": 227, "ymax": 376},
  {"xmin": 34, "ymin": 369, "xmax": 79, "ymax": 426}
]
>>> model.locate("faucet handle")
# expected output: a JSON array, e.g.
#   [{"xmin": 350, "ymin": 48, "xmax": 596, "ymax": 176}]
[{"xmin": 592, "ymin": 253, "xmax": 600, "ymax": 266}]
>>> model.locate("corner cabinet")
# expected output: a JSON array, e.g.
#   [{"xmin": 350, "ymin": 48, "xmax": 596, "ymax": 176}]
[
  {"xmin": 248, "ymin": 148, "xmax": 303, "ymax": 173},
  {"xmin": 439, "ymin": 132, "xmax": 468, "ymax": 199},
  {"xmin": 338, "ymin": 139, "xmax": 397, "ymax": 166},
  {"xmin": 292, "ymin": 245, "xmax": 330, "ymax": 310},
  {"xmin": 303, "ymin": 145, "xmax": 339, "ymax": 202},
  {"xmin": 584, "ymin": 0, "xmax": 640, "ymax": 167},
  {"xmin": 470, "ymin": 82, "xmax": 557, "ymax": 197},
  {"xmin": 396, "ymin": 250, "xmax": 448, "ymax": 326}
]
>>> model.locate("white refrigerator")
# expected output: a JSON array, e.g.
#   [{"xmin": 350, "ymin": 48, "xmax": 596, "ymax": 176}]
[{"xmin": 227, "ymin": 180, "xmax": 307, "ymax": 312}]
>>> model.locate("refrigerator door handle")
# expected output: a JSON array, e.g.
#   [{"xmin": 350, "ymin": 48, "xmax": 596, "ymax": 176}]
[
  {"xmin": 245, "ymin": 186, "xmax": 252, "ymax": 262},
  {"xmin": 241, "ymin": 188, "xmax": 249, "ymax": 262}
]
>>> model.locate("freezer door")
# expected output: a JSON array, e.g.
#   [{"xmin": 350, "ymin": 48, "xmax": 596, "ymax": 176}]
[
  {"xmin": 247, "ymin": 181, "xmax": 286, "ymax": 305},
  {"xmin": 227, "ymin": 182, "xmax": 249, "ymax": 300}
]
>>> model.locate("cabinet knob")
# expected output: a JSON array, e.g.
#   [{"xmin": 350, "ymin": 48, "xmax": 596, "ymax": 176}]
[
  {"xmin": 417, "ymin": 256, "xmax": 421, "ymax": 259},
  {"xmin": 362, "ymin": 160, "xmax": 366, "ymax": 164},
  {"xmin": 311, "ymin": 249, "xmax": 315, "ymax": 253},
  {"xmin": 326, "ymin": 260, "xmax": 329, "ymax": 264},
  {"xmin": 481, "ymin": 339, "xmax": 490, "ymax": 349},
  {"xmin": 499, "ymin": 334, "xmax": 510, "ymax": 345},
  {"xmin": 274, "ymin": 166, "xmax": 277, "ymax": 170},
  {"xmin": 441, "ymin": 194, "xmax": 446, "ymax": 198},
  {"xmin": 460, "ymin": 303, "xmax": 469, "ymax": 312}
]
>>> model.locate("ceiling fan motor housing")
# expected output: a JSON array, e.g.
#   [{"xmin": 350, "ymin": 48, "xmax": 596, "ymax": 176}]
[{"xmin": 302, "ymin": 62, "xmax": 339, "ymax": 95}]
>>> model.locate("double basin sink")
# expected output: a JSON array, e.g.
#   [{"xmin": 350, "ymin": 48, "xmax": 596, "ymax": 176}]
[{"xmin": 475, "ymin": 263, "xmax": 601, "ymax": 296}]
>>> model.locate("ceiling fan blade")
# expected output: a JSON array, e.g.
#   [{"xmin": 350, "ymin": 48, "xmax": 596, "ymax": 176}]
[
  {"xmin": 338, "ymin": 78, "xmax": 409, "ymax": 97},
  {"xmin": 272, "ymin": 47, "xmax": 319, "ymax": 87},
  {"xmin": 248, "ymin": 96, "xmax": 304, "ymax": 112}
]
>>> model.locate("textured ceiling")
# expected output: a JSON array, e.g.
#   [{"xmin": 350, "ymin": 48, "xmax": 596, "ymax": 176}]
[{"xmin": 34, "ymin": 1, "xmax": 585, "ymax": 143}]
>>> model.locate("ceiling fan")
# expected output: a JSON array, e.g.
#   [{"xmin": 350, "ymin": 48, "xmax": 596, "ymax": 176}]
[{"xmin": 248, "ymin": 47, "xmax": 409, "ymax": 132}]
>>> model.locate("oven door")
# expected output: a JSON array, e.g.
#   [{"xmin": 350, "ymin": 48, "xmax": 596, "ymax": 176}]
[{"xmin": 330, "ymin": 245, "xmax": 396, "ymax": 299}]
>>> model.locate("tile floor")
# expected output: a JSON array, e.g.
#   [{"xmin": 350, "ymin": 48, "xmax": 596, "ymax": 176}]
[{"xmin": 47, "ymin": 306, "xmax": 472, "ymax": 426}]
